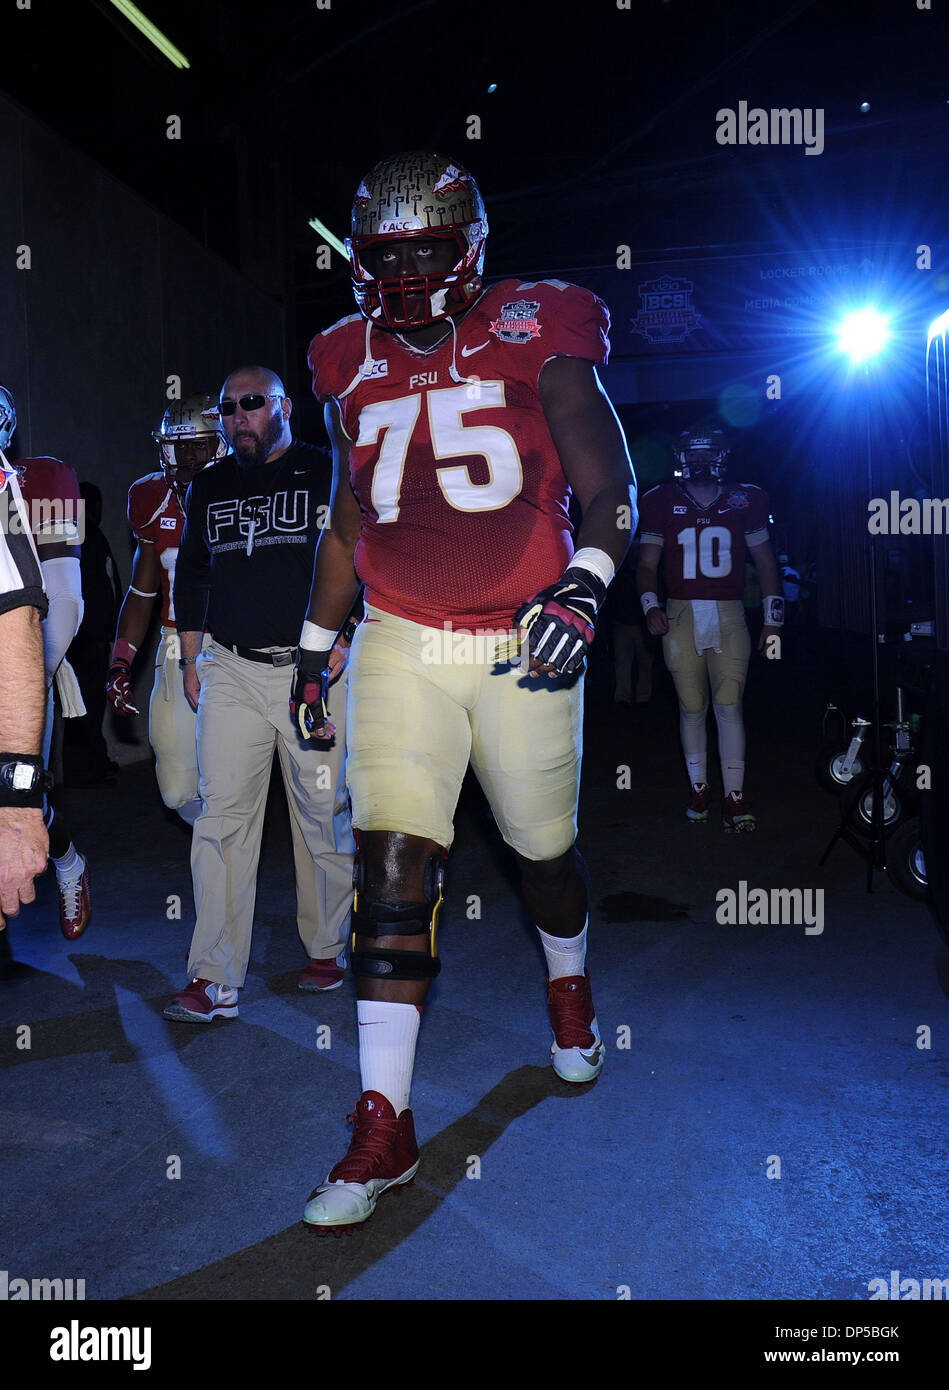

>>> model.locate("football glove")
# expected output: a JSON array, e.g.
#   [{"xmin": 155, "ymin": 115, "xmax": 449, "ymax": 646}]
[
  {"xmin": 290, "ymin": 647, "xmax": 332, "ymax": 739},
  {"xmin": 106, "ymin": 663, "xmax": 139, "ymax": 716},
  {"xmin": 514, "ymin": 566, "xmax": 606, "ymax": 676}
]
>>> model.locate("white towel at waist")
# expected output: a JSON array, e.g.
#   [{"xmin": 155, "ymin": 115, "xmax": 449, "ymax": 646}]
[
  {"xmin": 55, "ymin": 658, "xmax": 87, "ymax": 717},
  {"xmin": 690, "ymin": 599, "xmax": 722, "ymax": 654}
]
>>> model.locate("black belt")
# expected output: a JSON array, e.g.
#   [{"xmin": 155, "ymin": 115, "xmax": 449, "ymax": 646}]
[{"xmin": 213, "ymin": 638, "xmax": 298, "ymax": 667}]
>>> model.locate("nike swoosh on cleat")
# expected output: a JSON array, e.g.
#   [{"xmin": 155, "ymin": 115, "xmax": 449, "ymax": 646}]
[{"xmin": 460, "ymin": 342, "xmax": 490, "ymax": 356}]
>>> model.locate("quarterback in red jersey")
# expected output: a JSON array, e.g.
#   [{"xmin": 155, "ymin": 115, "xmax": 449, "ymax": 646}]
[
  {"xmin": 636, "ymin": 429, "xmax": 783, "ymax": 831},
  {"xmin": 290, "ymin": 151, "xmax": 636, "ymax": 1233},
  {"xmin": 107, "ymin": 395, "xmax": 228, "ymax": 825},
  {"xmin": 2, "ymin": 383, "xmax": 92, "ymax": 938}
]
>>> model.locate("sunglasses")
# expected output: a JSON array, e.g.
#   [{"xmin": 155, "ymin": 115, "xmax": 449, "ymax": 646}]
[{"xmin": 219, "ymin": 393, "xmax": 283, "ymax": 416}]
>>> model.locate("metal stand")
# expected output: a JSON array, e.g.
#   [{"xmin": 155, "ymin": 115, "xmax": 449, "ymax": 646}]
[{"xmin": 819, "ymin": 368, "xmax": 888, "ymax": 888}]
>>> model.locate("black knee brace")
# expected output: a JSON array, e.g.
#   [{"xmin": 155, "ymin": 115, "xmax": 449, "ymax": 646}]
[{"xmin": 350, "ymin": 850, "xmax": 445, "ymax": 981}]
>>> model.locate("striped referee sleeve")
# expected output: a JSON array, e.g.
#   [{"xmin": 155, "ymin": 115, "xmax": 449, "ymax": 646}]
[{"xmin": 0, "ymin": 465, "xmax": 48, "ymax": 618}]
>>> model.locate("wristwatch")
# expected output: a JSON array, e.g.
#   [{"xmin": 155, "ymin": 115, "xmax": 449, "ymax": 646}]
[{"xmin": 0, "ymin": 754, "xmax": 53, "ymax": 807}]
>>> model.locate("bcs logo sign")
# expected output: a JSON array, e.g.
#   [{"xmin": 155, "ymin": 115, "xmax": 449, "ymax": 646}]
[{"xmin": 631, "ymin": 275, "xmax": 701, "ymax": 345}]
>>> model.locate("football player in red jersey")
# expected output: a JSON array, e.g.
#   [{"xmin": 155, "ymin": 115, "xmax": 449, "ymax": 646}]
[
  {"xmin": 107, "ymin": 395, "xmax": 228, "ymax": 825},
  {"xmin": 289, "ymin": 151, "xmax": 636, "ymax": 1233},
  {"xmin": 1, "ymin": 382, "xmax": 92, "ymax": 938},
  {"xmin": 636, "ymin": 429, "xmax": 783, "ymax": 831}
]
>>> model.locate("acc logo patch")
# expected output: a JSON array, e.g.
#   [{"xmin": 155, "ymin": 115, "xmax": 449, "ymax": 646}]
[
  {"xmin": 378, "ymin": 218, "xmax": 423, "ymax": 233},
  {"xmin": 360, "ymin": 359, "xmax": 388, "ymax": 380},
  {"xmin": 672, "ymin": 504, "xmax": 687, "ymax": 514},
  {"xmin": 160, "ymin": 515, "xmax": 178, "ymax": 529},
  {"xmin": 489, "ymin": 300, "xmax": 541, "ymax": 344}
]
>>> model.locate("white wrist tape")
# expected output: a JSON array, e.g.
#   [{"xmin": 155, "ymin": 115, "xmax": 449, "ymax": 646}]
[
  {"xmin": 569, "ymin": 547, "xmax": 615, "ymax": 588},
  {"xmin": 763, "ymin": 595, "xmax": 785, "ymax": 626},
  {"xmin": 300, "ymin": 620, "xmax": 339, "ymax": 652},
  {"xmin": 640, "ymin": 591, "xmax": 660, "ymax": 615},
  {"xmin": 130, "ymin": 585, "xmax": 159, "ymax": 598}
]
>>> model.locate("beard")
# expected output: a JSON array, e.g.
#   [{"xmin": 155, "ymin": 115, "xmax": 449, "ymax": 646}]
[{"xmin": 232, "ymin": 410, "xmax": 285, "ymax": 468}]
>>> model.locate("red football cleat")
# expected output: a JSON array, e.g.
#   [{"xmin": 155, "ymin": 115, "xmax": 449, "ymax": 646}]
[
  {"xmin": 58, "ymin": 855, "xmax": 91, "ymax": 940},
  {"xmin": 302, "ymin": 1090, "xmax": 419, "ymax": 1232},
  {"xmin": 547, "ymin": 970, "xmax": 605, "ymax": 1082},
  {"xmin": 723, "ymin": 790, "xmax": 756, "ymax": 833},
  {"xmin": 686, "ymin": 781, "xmax": 710, "ymax": 822}
]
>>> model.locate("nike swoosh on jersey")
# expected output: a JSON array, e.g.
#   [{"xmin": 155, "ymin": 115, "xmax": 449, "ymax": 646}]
[{"xmin": 460, "ymin": 342, "xmax": 490, "ymax": 357}]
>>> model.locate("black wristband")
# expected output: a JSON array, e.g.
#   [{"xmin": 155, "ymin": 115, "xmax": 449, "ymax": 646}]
[
  {"xmin": 297, "ymin": 647, "xmax": 332, "ymax": 679},
  {"xmin": 0, "ymin": 754, "xmax": 52, "ymax": 808},
  {"xmin": 561, "ymin": 566, "xmax": 607, "ymax": 611}
]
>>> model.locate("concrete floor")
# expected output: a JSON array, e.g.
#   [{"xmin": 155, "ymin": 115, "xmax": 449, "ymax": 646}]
[{"xmin": 2, "ymin": 654, "xmax": 948, "ymax": 1302}]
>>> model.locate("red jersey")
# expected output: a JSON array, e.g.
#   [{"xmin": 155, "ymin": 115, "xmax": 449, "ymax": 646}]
[
  {"xmin": 128, "ymin": 472, "xmax": 184, "ymax": 626},
  {"xmin": 17, "ymin": 457, "xmax": 81, "ymax": 546},
  {"xmin": 308, "ymin": 278, "xmax": 610, "ymax": 629},
  {"xmin": 639, "ymin": 480, "xmax": 770, "ymax": 600}
]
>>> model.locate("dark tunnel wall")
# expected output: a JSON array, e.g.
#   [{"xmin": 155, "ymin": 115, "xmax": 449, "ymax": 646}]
[{"xmin": 0, "ymin": 92, "xmax": 287, "ymax": 758}]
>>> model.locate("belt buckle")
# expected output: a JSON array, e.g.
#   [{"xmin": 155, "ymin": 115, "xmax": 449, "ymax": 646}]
[{"xmin": 271, "ymin": 649, "xmax": 294, "ymax": 667}]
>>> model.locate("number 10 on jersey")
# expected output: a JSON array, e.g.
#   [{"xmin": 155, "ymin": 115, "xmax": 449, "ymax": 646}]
[{"xmin": 676, "ymin": 525, "xmax": 732, "ymax": 579}]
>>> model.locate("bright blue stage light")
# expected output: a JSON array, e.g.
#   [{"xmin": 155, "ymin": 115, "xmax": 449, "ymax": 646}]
[{"xmin": 836, "ymin": 307, "xmax": 891, "ymax": 364}]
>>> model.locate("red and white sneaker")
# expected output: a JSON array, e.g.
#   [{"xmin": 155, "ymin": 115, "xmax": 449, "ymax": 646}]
[
  {"xmin": 547, "ymin": 971, "xmax": 605, "ymax": 1082},
  {"xmin": 723, "ymin": 790, "xmax": 756, "ymax": 833},
  {"xmin": 298, "ymin": 951, "xmax": 346, "ymax": 992},
  {"xmin": 686, "ymin": 782, "xmax": 710, "ymax": 823},
  {"xmin": 302, "ymin": 1090, "xmax": 419, "ymax": 1234},
  {"xmin": 162, "ymin": 978, "xmax": 239, "ymax": 1023},
  {"xmin": 58, "ymin": 855, "xmax": 91, "ymax": 940}
]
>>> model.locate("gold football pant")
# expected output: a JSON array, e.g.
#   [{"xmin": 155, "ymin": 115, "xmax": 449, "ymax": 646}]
[
  {"xmin": 148, "ymin": 627, "xmax": 209, "ymax": 812},
  {"xmin": 662, "ymin": 598, "xmax": 750, "ymax": 712},
  {"xmin": 345, "ymin": 606, "xmax": 584, "ymax": 861}
]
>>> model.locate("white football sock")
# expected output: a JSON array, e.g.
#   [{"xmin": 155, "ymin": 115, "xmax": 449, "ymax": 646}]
[
  {"xmin": 723, "ymin": 763, "xmax": 745, "ymax": 797},
  {"xmin": 537, "ymin": 920, "xmax": 587, "ymax": 980},
  {"xmin": 52, "ymin": 842, "xmax": 83, "ymax": 878},
  {"xmin": 356, "ymin": 999, "xmax": 421, "ymax": 1115},
  {"xmin": 680, "ymin": 706, "xmax": 708, "ymax": 786},
  {"xmin": 713, "ymin": 702, "xmax": 746, "ymax": 796}
]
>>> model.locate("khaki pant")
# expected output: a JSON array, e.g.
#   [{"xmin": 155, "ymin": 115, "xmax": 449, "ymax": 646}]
[{"xmin": 187, "ymin": 640, "xmax": 355, "ymax": 988}]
